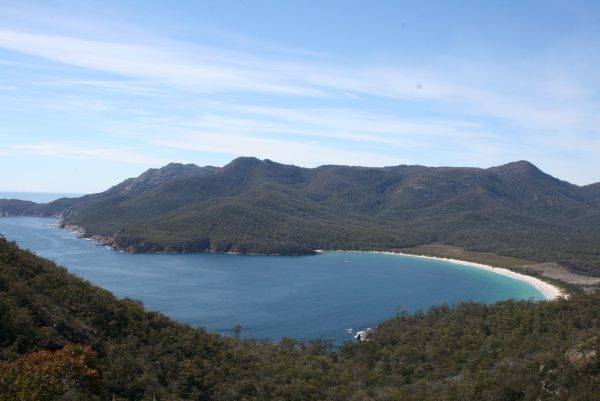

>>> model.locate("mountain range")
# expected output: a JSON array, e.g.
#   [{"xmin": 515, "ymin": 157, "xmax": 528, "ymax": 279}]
[{"xmin": 2, "ymin": 157, "xmax": 600, "ymax": 274}]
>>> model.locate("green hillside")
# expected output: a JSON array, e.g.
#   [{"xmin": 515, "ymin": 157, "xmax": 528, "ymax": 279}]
[
  {"xmin": 1, "ymin": 236, "xmax": 599, "ymax": 400},
  {"xmin": 2, "ymin": 157, "xmax": 600, "ymax": 273}
]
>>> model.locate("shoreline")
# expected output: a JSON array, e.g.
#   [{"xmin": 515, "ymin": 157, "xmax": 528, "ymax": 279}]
[
  {"xmin": 15, "ymin": 216, "xmax": 568, "ymax": 300},
  {"xmin": 317, "ymin": 249, "xmax": 566, "ymax": 300},
  {"xmin": 52, "ymin": 218, "xmax": 315, "ymax": 256}
]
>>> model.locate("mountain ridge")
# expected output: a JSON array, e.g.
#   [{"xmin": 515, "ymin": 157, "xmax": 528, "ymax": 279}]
[{"xmin": 1, "ymin": 158, "xmax": 600, "ymax": 274}]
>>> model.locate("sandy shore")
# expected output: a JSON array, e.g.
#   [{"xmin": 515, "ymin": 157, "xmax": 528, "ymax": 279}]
[{"xmin": 318, "ymin": 250, "xmax": 566, "ymax": 300}]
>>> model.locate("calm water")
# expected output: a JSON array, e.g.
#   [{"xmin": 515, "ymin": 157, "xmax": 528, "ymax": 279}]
[
  {"xmin": 0, "ymin": 217, "xmax": 544, "ymax": 343},
  {"xmin": 0, "ymin": 191, "xmax": 83, "ymax": 203}
]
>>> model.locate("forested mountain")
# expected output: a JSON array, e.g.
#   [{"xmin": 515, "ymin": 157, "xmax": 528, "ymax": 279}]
[
  {"xmin": 581, "ymin": 182, "xmax": 600, "ymax": 207},
  {"xmin": 2, "ymin": 158, "xmax": 600, "ymax": 273},
  {"xmin": 1, "ymin": 236, "xmax": 599, "ymax": 400}
]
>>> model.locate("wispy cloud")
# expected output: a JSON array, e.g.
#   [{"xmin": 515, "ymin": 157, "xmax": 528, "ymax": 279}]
[
  {"xmin": 0, "ymin": 29, "xmax": 325, "ymax": 96},
  {"xmin": 8, "ymin": 142, "xmax": 167, "ymax": 165},
  {"xmin": 0, "ymin": 26, "xmax": 596, "ymax": 136},
  {"xmin": 88, "ymin": 100, "xmax": 497, "ymax": 160},
  {"xmin": 0, "ymin": 3, "xmax": 599, "ymax": 190},
  {"xmin": 154, "ymin": 133, "xmax": 403, "ymax": 167}
]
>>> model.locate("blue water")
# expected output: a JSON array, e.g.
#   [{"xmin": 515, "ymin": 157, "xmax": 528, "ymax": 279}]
[
  {"xmin": 0, "ymin": 217, "xmax": 545, "ymax": 343},
  {"xmin": 0, "ymin": 191, "xmax": 83, "ymax": 203}
]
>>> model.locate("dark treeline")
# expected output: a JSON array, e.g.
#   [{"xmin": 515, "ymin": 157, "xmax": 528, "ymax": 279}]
[{"xmin": 1, "ymin": 236, "xmax": 599, "ymax": 400}]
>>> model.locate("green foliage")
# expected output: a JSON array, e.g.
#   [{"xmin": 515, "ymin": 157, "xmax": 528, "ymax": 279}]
[
  {"xmin": 2, "ymin": 158, "xmax": 600, "ymax": 273},
  {"xmin": 0, "ymin": 237, "xmax": 599, "ymax": 400},
  {"xmin": 0, "ymin": 344, "xmax": 104, "ymax": 401}
]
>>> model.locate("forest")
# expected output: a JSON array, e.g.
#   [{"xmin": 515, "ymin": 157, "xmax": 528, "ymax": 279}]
[
  {"xmin": 1, "ymin": 235, "xmax": 599, "ymax": 400},
  {"xmin": 2, "ymin": 158, "xmax": 600, "ymax": 275}
]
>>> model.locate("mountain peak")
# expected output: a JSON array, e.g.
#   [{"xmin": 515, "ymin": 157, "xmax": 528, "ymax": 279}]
[
  {"xmin": 137, "ymin": 163, "xmax": 205, "ymax": 180},
  {"xmin": 490, "ymin": 160, "xmax": 543, "ymax": 175},
  {"xmin": 584, "ymin": 182, "xmax": 600, "ymax": 189},
  {"xmin": 162, "ymin": 162, "xmax": 200, "ymax": 170},
  {"xmin": 224, "ymin": 156, "xmax": 263, "ymax": 168},
  {"xmin": 499, "ymin": 160, "xmax": 537, "ymax": 168},
  {"xmin": 111, "ymin": 163, "xmax": 217, "ymax": 194}
]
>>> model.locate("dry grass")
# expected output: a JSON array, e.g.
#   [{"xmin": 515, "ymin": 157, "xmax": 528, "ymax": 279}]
[{"xmin": 397, "ymin": 244, "xmax": 534, "ymax": 268}]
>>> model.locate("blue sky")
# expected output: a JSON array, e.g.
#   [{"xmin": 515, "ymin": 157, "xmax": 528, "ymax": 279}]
[{"xmin": 1, "ymin": 0, "xmax": 599, "ymax": 192}]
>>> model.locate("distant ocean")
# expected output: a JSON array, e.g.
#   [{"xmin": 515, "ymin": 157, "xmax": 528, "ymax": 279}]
[{"xmin": 0, "ymin": 192, "xmax": 83, "ymax": 203}]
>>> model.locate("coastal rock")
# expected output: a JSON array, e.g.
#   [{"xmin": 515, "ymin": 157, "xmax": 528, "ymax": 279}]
[
  {"xmin": 59, "ymin": 222, "xmax": 86, "ymax": 236},
  {"xmin": 354, "ymin": 328, "xmax": 373, "ymax": 342},
  {"xmin": 109, "ymin": 235, "xmax": 212, "ymax": 254}
]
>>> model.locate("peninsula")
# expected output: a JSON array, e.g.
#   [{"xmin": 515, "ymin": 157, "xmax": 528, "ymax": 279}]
[{"xmin": 2, "ymin": 157, "xmax": 600, "ymax": 278}]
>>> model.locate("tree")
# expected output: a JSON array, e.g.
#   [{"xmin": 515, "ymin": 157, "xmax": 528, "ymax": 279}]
[{"xmin": 0, "ymin": 344, "xmax": 105, "ymax": 401}]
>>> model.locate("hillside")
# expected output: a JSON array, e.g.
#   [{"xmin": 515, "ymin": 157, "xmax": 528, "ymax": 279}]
[
  {"xmin": 1, "ymin": 158, "xmax": 600, "ymax": 273},
  {"xmin": 1, "ymin": 236, "xmax": 599, "ymax": 400}
]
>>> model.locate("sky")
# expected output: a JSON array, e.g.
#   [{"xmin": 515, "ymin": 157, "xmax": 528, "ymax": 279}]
[{"xmin": 0, "ymin": 0, "xmax": 599, "ymax": 193}]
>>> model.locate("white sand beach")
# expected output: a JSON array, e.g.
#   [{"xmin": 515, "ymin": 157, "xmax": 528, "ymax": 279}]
[
  {"xmin": 391, "ymin": 252, "xmax": 566, "ymax": 300},
  {"xmin": 318, "ymin": 250, "xmax": 566, "ymax": 300}
]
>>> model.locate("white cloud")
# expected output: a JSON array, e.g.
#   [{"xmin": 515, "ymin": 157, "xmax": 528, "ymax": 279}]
[
  {"xmin": 0, "ymin": 10, "xmax": 599, "ymax": 188},
  {"xmin": 0, "ymin": 27, "xmax": 596, "ymax": 137},
  {"xmin": 45, "ymin": 98, "xmax": 113, "ymax": 113},
  {"xmin": 88, "ymin": 102, "xmax": 500, "ymax": 162},
  {"xmin": 225, "ymin": 104, "xmax": 488, "ymax": 139},
  {"xmin": 0, "ymin": 29, "xmax": 325, "ymax": 96},
  {"xmin": 155, "ymin": 132, "xmax": 403, "ymax": 167},
  {"xmin": 9, "ymin": 142, "xmax": 166, "ymax": 165}
]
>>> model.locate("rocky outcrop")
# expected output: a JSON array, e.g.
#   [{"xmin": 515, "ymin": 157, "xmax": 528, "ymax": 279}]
[
  {"xmin": 565, "ymin": 337, "xmax": 598, "ymax": 368},
  {"xmin": 59, "ymin": 223, "xmax": 213, "ymax": 254},
  {"xmin": 110, "ymin": 236, "xmax": 212, "ymax": 254},
  {"xmin": 354, "ymin": 328, "xmax": 373, "ymax": 341},
  {"xmin": 107, "ymin": 163, "xmax": 218, "ymax": 195},
  {"xmin": 565, "ymin": 348, "xmax": 598, "ymax": 368}
]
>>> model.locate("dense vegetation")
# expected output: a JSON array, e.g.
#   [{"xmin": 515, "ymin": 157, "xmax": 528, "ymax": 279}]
[
  {"xmin": 1, "ymin": 157, "xmax": 600, "ymax": 273},
  {"xmin": 1, "ymin": 236, "xmax": 599, "ymax": 400}
]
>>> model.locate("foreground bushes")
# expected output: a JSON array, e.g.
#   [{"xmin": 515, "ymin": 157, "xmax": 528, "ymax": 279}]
[
  {"xmin": 0, "ymin": 236, "xmax": 598, "ymax": 400},
  {"xmin": 0, "ymin": 344, "xmax": 103, "ymax": 401}
]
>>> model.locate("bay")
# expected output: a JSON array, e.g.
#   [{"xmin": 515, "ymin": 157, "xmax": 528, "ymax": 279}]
[{"xmin": 0, "ymin": 216, "xmax": 544, "ymax": 343}]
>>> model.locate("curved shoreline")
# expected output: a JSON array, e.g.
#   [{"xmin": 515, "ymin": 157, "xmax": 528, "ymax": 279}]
[
  {"xmin": 45, "ymin": 216, "xmax": 566, "ymax": 300},
  {"xmin": 318, "ymin": 250, "xmax": 566, "ymax": 300}
]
